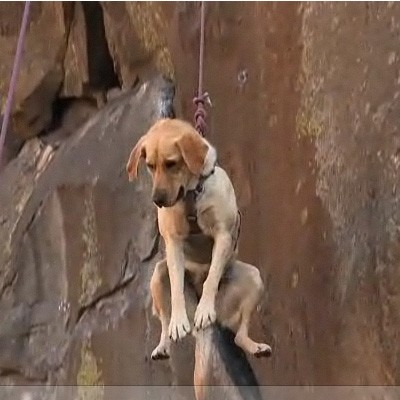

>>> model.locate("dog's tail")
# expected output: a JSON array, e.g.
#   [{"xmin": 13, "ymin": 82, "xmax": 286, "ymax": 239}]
[{"xmin": 194, "ymin": 323, "xmax": 262, "ymax": 400}]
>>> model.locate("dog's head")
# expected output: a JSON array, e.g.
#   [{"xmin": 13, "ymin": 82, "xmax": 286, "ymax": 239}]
[{"xmin": 126, "ymin": 119, "xmax": 216, "ymax": 208}]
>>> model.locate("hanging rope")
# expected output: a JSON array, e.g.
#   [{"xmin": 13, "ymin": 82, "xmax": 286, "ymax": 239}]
[
  {"xmin": 0, "ymin": 1, "xmax": 31, "ymax": 169},
  {"xmin": 193, "ymin": 1, "xmax": 210, "ymax": 137}
]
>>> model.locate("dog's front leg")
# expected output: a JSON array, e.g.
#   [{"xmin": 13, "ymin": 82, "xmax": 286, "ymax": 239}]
[
  {"xmin": 194, "ymin": 231, "xmax": 233, "ymax": 330},
  {"xmin": 165, "ymin": 238, "xmax": 191, "ymax": 341}
]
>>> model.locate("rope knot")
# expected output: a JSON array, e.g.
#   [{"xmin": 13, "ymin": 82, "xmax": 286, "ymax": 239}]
[
  {"xmin": 193, "ymin": 92, "xmax": 211, "ymax": 137},
  {"xmin": 193, "ymin": 92, "xmax": 211, "ymax": 107}
]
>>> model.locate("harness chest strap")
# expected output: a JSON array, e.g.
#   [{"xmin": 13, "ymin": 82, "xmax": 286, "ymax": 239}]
[
  {"xmin": 233, "ymin": 209, "xmax": 242, "ymax": 251},
  {"xmin": 184, "ymin": 170, "xmax": 242, "ymax": 250},
  {"xmin": 185, "ymin": 190, "xmax": 202, "ymax": 234},
  {"xmin": 185, "ymin": 202, "xmax": 241, "ymax": 251},
  {"xmin": 184, "ymin": 166, "xmax": 215, "ymax": 234}
]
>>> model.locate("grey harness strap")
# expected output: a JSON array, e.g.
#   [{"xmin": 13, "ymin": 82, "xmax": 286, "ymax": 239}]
[
  {"xmin": 184, "ymin": 168, "xmax": 241, "ymax": 250},
  {"xmin": 185, "ymin": 189, "xmax": 202, "ymax": 235},
  {"xmin": 184, "ymin": 169, "xmax": 213, "ymax": 235},
  {"xmin": 233, "ymin": 209, "xmax": 241, "ymax": 251}
]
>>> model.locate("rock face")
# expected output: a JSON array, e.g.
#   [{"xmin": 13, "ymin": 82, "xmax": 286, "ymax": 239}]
[
  {"xmin": 0, "ymin": 2, "xmax": 69, "ymax": 139},
  {"xmin": 0, "ymin": 0, "xmax": 400, "ymax": 391},
  {"xmin": 101, "ymin": 2, "xmax": 174, "ymax": 87},
  {"xmin": 0, "ymin": 76, "xmax": 177, "ymax": 386}
]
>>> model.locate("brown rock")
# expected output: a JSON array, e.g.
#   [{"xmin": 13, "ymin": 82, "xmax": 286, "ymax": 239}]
[
  {"xmin": 160, "ymin": 1, "xmax": 400, "ymax": 386},
  {"xmin": 0, "ymin": 2, "xmax": 72, "ymax": 139},
  {"xmin": 101, "ymin": 1, "xmax": 174, "ymax": 88},
  {"xmin": 1, "ymin": 0, "xmax": 400, "ymax": 392},
  {"xmin": 61, "ymin": 2, "xmax": 89, "ymax": 98},
  {"xmin": 0, "ymin": 76, "xmax": 180, "ymax": 385}
]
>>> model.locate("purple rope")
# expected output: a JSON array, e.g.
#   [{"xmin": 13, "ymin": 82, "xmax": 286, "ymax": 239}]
[
  {"xmin": 197, "ymin": 1, "xmax": 205, "ymax": 98},
  {"xmin": 193, "ymin": 1, "xmax": 209, "ymax": 137},
  {"xmin": 0, "ymin": 1, "xmax": 31, "ymax": 168}
]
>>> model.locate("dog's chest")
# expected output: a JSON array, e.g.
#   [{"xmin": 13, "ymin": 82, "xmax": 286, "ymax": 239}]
[
  {"xmin": 183, "ymin": 233, "xmax": 213, "ymax": 264},
  {"xmin": 183, "ymin": 191, "xmax": 214, "ymax": 264}
]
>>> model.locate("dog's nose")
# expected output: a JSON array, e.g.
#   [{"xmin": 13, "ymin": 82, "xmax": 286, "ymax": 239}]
[{"xmin": 152, "ymin": 190, "xmax": 167, "ymax": 207}]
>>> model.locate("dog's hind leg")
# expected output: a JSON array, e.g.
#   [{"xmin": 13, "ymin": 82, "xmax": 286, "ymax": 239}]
[
  {"xmin": 150, "ymin": 259, "xmax": 172, "ymax": 360},
  {"xmin": 217, "ymin": 260, "xmax": 272, "ymax": 358}
]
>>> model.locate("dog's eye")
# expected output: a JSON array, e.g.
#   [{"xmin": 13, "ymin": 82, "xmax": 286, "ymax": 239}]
[
  {"xmin": 165, "ymin": 160, "xmax": 177, "ymax": 169},
  {"xmin": 147, "ymin": 163, "xmax": 155, "ymax": 170}
]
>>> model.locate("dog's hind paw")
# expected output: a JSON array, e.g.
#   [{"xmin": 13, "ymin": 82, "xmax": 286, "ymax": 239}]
[
  {"xmin": 151, "ymin": 342, "xmax": 170, "ymax": 360},
  {"xmin": 253, "ymin": 343, "xmax": 272, "ymax": 358}
]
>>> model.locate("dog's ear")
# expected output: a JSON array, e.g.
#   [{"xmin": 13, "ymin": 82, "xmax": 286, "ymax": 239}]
[
  {"xmin": 176, "ymin": 132, "xmax": 208, "ymax": 176},
  {"xmin": 126, "ymin": 136, "xmax": 146, "ymax": 181}
]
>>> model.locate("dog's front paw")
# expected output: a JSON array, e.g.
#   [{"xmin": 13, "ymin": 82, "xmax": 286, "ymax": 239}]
[
  {"xmin": 168, "ymin": 312, "xmax": 191, "ymax": 342},
  {"xmin": 194, "ymin": 298, "xmax": 216, "ymax": 330}
]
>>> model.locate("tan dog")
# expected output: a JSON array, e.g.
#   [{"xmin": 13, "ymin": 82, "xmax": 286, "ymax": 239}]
[{"xmin": 127, "ymin": 118, "xmax": 271, "ymax": 360}]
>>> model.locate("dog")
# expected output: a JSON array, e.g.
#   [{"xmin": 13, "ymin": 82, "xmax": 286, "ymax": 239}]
[{"xmin": 126, "ymin": 118, "xmax": 271, "ymax": 360}]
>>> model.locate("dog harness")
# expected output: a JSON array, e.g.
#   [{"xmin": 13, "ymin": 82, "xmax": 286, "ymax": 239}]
[{"xmin": 184, "ymin": 167, "xmax": 241, "ymax": 251}]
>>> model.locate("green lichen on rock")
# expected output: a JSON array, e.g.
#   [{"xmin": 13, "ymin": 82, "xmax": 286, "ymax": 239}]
[
  {"xmin": 126, "ymin": 1, "xmax": 174, "ymax": 80},
  {"xmin": 296, "ymin": 97, "xmax": 324, "ymax": 139},
  {"xmin": 79, "ymin": 186, "xmax": 102, "ymax": 306},
  {"xmin": 77, "ymin": 339, "xmax": 104, "ymax": 400},
  {"xmin": 296, "ymin": 3, "xmax": 326, "ymax": 140}
]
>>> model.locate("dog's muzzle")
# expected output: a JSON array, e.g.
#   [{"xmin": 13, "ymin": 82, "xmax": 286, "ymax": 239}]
[
  {"xmin": 153, "ymin": 186, "xmax": 185, "ymax": 208},
  {"xmin": 152, "ymin": 190, "xmax": 168, "ymax": 208}
]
